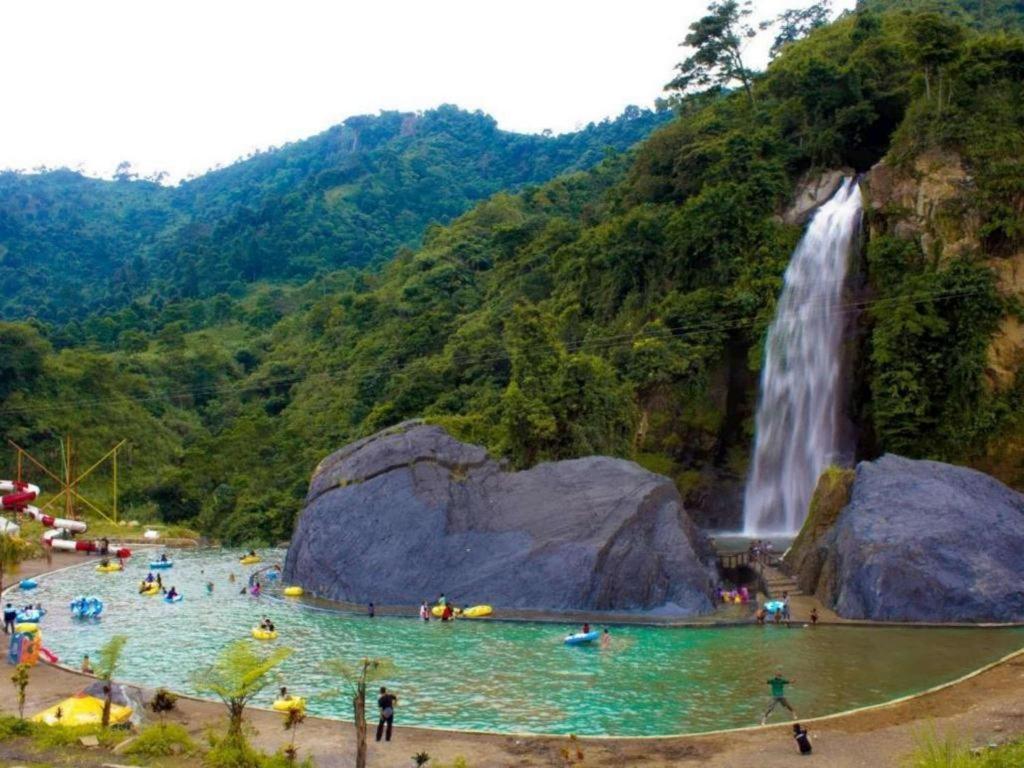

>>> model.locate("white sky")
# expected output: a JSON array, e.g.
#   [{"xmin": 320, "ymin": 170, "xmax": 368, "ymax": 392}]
[{"xmin": 0, "ymin": 0, "xmax": 855, "ymax": 183}]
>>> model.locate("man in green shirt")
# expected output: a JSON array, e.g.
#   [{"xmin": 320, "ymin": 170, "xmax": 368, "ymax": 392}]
[{"xmin": 762, "ymin": 668, "xmax": 797, "ymax": 725}]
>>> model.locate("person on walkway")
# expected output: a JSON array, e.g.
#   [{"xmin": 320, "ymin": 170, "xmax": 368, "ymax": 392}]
[
  {"xmin": 368, "ymin": 602, "xmax": 375, "ymax": 618},
  {"xmin": 81, "ymin": 654, "xmax": 94, "ymax": 674},
  {"xmin": 781, "ymin": 592, "xmax": 791, "ymax": 623},
  {"xmin": 762, "ymin": 669, "xmax": 797, "ymax": 725},
  {"xmin": 419, "ymin": 601, "xmax": 430, "ymax": 622},
  {"xmin": 3, "ymin": 603, "xmax": 16, "ymax": 634},
  {"xmin": 793, "ymin": 723, "xmax": 812, "ymax": 754},
  {"xmin": 809, "ymin": 607, "xmax": 818, "ymax": 625},
  {"xmin": 755, "ymin": 606, "xmax": 767, "ymax": 625},
  {"xmin": 376, "ymin": 686, "xmax": 397, "ymax": 742}
]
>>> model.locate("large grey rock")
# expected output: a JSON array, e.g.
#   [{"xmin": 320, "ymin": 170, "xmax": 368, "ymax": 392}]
[
  {"xmin": 782, "ymin": 169, "xmax": 853, "ymax": 225},
  {"xmin": 804, "ymin": 454, "xmax": 1024, "ymax": 622},
  {"xmin": 284, "ymin": 422, "xmax": 718, "ymax": 614}
]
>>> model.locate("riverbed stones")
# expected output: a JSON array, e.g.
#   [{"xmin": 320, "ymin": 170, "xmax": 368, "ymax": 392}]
[
  {"xmin": 796, "ymin": 454, "xmax": 1024, "ymax": 622},
  {"xmin": 284, "ymin": 421, "xmax": 718, "ymax": 614}
]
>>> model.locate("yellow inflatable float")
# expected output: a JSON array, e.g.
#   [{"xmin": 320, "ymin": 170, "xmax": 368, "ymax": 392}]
[
  {"xmin": 251, "ymin": 627, "xmax": 278, "ymax": 640},
  {"xmin": 33, "ymin": 694, "xmax": 132, "ymax": 727},
  {"xmin": 14, "ymin": 622, "xmax": 38, "ymax": 634},
  {"xmin": 272, "ymin": 696, "xmax": 305, "ymax": 713},
  {"xmin": 239, "ymin": 555, "xmax": 261, "ymax": 565},
  {"xmin": 95, "ymin": 563, "xmax": 123, "ymax": 573},
  {"xmin": 463, "ymin": 605, "xmax": 493, "ymax": 618},
  {"xmin": 138, "ymin": 582, "xmax": 160, "ymax": 596},
  {"xmin": 283, "ymin": 586, "xmax": 303, "ymax": 597}
]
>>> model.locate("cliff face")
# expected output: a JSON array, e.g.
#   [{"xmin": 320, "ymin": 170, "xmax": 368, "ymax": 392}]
[
  {"xmin": 863, "ymin": 151, "xmax": 1024, "ymax": 391},
  {"xmin": 283, "ymin": 422, "xmax": 719, "ymax": 614}
]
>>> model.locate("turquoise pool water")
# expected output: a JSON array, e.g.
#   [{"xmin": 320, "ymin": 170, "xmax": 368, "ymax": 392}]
[{"xmin": 23, "ymin": 548, "xmax": 1024, "ymax": 736}]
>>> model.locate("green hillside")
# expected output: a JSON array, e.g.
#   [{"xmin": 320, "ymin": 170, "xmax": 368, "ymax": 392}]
[
  {"xmin": 1, "ymin": 1, "xmax": 1022, "ymax": 543},
  {"xmin": 0, "ymin": 105, "xmax": 669, "ymax": 323}
]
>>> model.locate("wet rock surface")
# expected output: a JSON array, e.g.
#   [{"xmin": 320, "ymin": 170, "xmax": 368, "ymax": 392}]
[
  {"xmin": 799, "ymin": 454, "xmax": 1024, "ymax": 622},
  {"xmin": 284, "ymin": 422, "xmax": 718, "ymax": 614}
]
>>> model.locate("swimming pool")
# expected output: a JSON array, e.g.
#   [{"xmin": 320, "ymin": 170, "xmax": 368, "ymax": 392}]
[{"xmin": 25, "ymin": 548, "xmax": 1024, "ymax": 736}]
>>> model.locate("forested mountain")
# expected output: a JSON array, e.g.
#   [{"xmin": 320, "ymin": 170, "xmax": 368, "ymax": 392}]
[
  {"xmin": 1, "ymin": 0, "xmax": 1022, "ymax": 543},
  {"xmin": 0, "ymin": 105, "xmax": 669, "ymax": 322}
]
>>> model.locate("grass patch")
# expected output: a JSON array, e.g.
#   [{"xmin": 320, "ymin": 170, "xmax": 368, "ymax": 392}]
[
  {"xmin": 30, "ymin": 722, "xmax": 125, "ymax": 750},
  {"xmin": 905, "ymin": 729, "xmax": 1024, "ymax": 767},
  {"xmin": 125, "ymin": 723, "xmax": 197, "ymax": 757}
]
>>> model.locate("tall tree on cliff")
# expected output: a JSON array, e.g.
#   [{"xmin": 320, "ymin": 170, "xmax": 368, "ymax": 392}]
[{"xmin": 666, "ymin": 0, "xmax": 759, "ymax": 106}]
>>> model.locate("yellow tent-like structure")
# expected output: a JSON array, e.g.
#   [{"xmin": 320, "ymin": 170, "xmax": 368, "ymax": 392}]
[{"xmin": 32, "ymin": 693, "xmax": 132, "ymax": 727}]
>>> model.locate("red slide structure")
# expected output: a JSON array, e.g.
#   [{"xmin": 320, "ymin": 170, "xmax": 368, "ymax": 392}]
[{"xmin": 0, "ymin": 480, "xmax": 130, "ymax": 558}]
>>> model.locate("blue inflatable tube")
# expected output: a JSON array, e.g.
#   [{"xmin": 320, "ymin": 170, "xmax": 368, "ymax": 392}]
[
  {"xmin": 69, "ymin": 596, "xmax": 103, "ymax": 619},
  {"xmin": 164, "ymin": 594, "xmax": 183, "ymax": 603},
  {"xmin": 764, "ymin": 600, "xmax": 785, "ymax": 613},
  {"xmin": 19, "ymin": 579, "xmax": 37, "ymax": 590},
  {"xmin": 15, "ymin": 609, "xmax": 44, "ymax": 623},
  {"xmin": 564, "ymin": 631, "xmax": 600, "ymax": 646},
  {"xmin": 149, "ymin": 561, "xmax": 173, "ymax": 569}
]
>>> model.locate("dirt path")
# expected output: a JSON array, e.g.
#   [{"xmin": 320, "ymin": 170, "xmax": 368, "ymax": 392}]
[{"xmin": 3, "ymin": 553, "xmax": 1024, "ymax": 767}]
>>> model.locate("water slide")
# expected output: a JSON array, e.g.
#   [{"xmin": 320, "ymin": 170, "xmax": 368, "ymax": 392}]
[{"xmin": 0, "ymin": 479, "xmax": 130, "ymax": 557}]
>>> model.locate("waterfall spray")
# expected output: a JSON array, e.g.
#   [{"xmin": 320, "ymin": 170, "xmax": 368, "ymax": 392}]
[{"xmin": 742, "ymin": 178, "xmax": 863, "ymax": 535}]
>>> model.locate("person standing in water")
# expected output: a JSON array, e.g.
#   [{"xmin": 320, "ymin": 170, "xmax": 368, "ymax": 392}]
[
  {"xmin": 368, "ymin": 602, "xmax": 375, "ymax": 618},
  {"xmin": 762, "ymin": 669, "xmax": 797, "ymax": 725},
  {"xmin": 376, "ymin": 686, "xmax": 397, "ymax": 742},
  {"xmin": 419, "ymin": 601, "xmax": 430, "ymax": 622},
  {"xmin": 600, "ymin": 628, "xmax": 611, "ymax": 649}
]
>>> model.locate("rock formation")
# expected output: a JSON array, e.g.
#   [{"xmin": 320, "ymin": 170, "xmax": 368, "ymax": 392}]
[
  {"xmin": 793, "ymin": 454, "xmax": 1024, "ymax": 622},
  {"xmin": 283, "ymin": 421, "xmax": 719, "ymax": 614}
]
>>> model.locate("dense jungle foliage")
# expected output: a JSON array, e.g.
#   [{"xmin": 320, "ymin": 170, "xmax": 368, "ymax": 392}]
[
  {"xmin": 0, "ymin": 105, "xmax": 669, "ymax": 323},
  {"xmin": 0, "ymin": 0, "xmax": 1022, "ymax": 542}
]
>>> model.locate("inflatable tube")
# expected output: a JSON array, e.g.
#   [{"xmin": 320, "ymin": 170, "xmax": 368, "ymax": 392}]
[
  {"xmin": 19, "ymin": 579, "xmax": 37, "ymax": 590},
  {"xmin": 239, "ymin": 555, "xmax": 261, "ymax": 565},
  {"xmin": 251, "ymin": 627, "xmax": 277, "ymax": 640},
  {"xmin": 15, "ymin": 609, "xmax": 44, "ymax": 623},
  {"xmin": 38, "ymin": 646, "xmax": 58, "ymax": 664},
  {"xmin": 463, "ymin": 605, "xmax": 493, "ymax": 618},
  {"xmin": 283, "ymin": 586, "xmax": 303, "ymax": 597},
  {"xmin": 69, "ymin": 596, "xmax": 103, "ymax": 619},
  {"xmin": 164, "ymin": 594, "xmax": 183, "ymax": 603},
  {"xmin": 564, "ymin": 631, "xmax": 600, "ymax": 646},
  {"xmin": 14, "ymin": 622, "xmax": 38, "ymax": 634},
  {"xmin": 138, "ymin": 582, "xmax": 160, "ymax": 596},
  {"xmin": 149, "ymin": 561, "xmax": 173, "ymax": 569},
  {"xmin": 764, "ymin": 600, "xmax": 785, "ymax": 613},
  {"xmin": 266, "ymin": 570, "xmax": 279, "ymax": 581},
  {"xmin": 95, "ymin": 563, "xmax": 123, "ymax": 573},
  {"xmin": 272, "ymin": 697, "xmax": 305, "ymax": 712},
  {"xmin": 32, "ymin": 695, "xmax": 132, "ymax": 727}
]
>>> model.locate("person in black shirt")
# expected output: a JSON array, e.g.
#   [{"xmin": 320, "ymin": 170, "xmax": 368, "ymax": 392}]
[
  {"xmin": 368, "ymin": 602, "xmax": 375, "ymax": 618},
  {"xmin": 376, "ymin": 686, "xmax": 397, "ymax": 742},
  {"xmin": 793, "ymin": 723, "xmax": 812, "ymax": 754},
  {"xmin": 2, "ymin": 603, "xmax": 16, "ymax": 634}
]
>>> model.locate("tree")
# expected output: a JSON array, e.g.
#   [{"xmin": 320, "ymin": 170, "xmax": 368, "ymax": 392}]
[
  {"xmin": 96, "ymin": 635, "xmax": 127, "ymax": 728},
  {"xmin": 326, "ymin": 657, "xmax": 394, "ymax": 768},
  {"xmin": 192, "ymin": 640, "xmax": 293, "ymax": 742},
  {"xmin": 761, "ymin": 1, "xmax": 831, "ymax": 59},
  {"xmin": 0, "ymin": 533, "xmax": 33, "ymax": 603},
  {"xmin": 10, "ymin": 663, "xmax": 30, "ymax": 719},
  {"xmin": 0, "ymin": 323, "xmax": 50, "ymax": 401},
  {"xmin": 282, "ymin": 706, "xmax": 305, "ymax": 764},
  {"xmin": 906, "ymin": 12, "xmax": 966, "ymax": 103},
  {"xmin": 666, "ymin": 1, "xmax": 758, "ymax": 106}
]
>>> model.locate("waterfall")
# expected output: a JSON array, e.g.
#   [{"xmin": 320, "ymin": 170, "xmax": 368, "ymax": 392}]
[{"xmin": 742, "ymin": 178, "xmax": 863, "ymax": 535}]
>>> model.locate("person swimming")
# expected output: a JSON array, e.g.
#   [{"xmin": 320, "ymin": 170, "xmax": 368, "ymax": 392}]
[{"xmin": 206, "ymin": 581, "xmax": 214, "ymax": 594}]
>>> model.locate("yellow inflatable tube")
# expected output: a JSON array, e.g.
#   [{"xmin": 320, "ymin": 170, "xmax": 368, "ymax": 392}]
[
  {"xmin": 14, "ymin": 622, "xmax": 38, "ymax": 634},
  {"xmin": 96, "ymin": 563, "xmax": 123, "ymax": 573},
  {"xmin": 283, "ymin": 586, "xmax": 303, "ymax": 597},
  {"xmin": 139, "ymin": 582, "xmax": 160, "ymax": 596},
  {"xmin": 463, "ymin": 605, "xmax": 493, "ymax": 618},
  {"xmin": 272, "ymin": 696, "xmax": 306, "ymax": 712},
  {"xmin": 239, "ymin": 555, "xmax": 261, "ymax": 565},
  {"xmin": 33, "ymin": 694, "xmax": 132, "ymax": 727},
  {"xmin": 251, "ymin": 627, "xmax": 278, "ymax": 640}
]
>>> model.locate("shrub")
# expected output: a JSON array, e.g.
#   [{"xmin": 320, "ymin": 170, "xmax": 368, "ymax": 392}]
[{"xmin": 125, "ymin": 723, "xmax": 196, "ymax": 757}]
